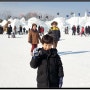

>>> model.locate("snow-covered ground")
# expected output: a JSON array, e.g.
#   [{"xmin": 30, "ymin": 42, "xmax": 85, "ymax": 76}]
[
  {"xmin": 0, "ymin": 31, "xmax": 90, "ymax": 88},
  {"xmin": 59, "ymin": 32, "xmax": 90, "ymax": 88}
]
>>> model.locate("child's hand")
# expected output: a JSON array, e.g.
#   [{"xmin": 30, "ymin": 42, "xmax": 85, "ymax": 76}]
[
  {"xmin": 33, "ymin": 48, "xmax": 39, "ymax": 57},
  {"xmin": 59, "ymin": 77, "xmax": 63, "ymax": 88}
]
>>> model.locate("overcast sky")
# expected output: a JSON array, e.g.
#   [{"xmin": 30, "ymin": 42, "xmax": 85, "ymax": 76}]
[{"xmin": 0, "ymin": 2, "xmax": 90, "ymax": 17}]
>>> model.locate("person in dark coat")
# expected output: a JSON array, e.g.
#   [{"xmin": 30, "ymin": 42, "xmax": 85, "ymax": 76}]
[
  {"xmin": 23, "ymin": 27, "xmax": 26, "ymax": 34},
  {"xmin": 85, "ymin": 26, "xmax": 89, "ymax": 35},
  {"xmin": 77, "ymin": 25, "xmax": 80, "ymax": 35},
  {"xmin": 14, "ymin": 26, "xmax": 17, "ymax": 34},
  {"xmin": 7, "ymin": 25, "xmax": 12, "ymax": 38},
  {"xmin": 19, "ymin": 25, "xmax": 22, "ymax": 35},
  {"xmin": 30, "ymin": 34, "xmax": 64, "ymax": 88},
  {"xmin": 88, "ymin": 26, "xmax": 90, "ymax": 35},
  {"xmin": 48, "ymin": 21, "xmax": 61, "ymax": 48},
  {"xmin": 0, "ymin": 25, "xmax": 3, "ymax": 34},
  {"xmin": 72, "ymin": 25, "xmax": 76, "ymax": 35}
]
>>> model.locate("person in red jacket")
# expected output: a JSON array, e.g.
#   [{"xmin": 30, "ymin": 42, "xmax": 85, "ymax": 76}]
[
  {"xmin": 81, "ymin": 26, "xmax": 86, "ymax": 36},
  {"xmin": 40, "ymin": 26, "xmax": 44, "ymax": 36}
]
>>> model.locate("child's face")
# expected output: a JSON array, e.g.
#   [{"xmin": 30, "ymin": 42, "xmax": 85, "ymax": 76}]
[
  {"xmin": 52, "ymin": 24, "xmax": 57, "ymax": 27},
  {"xmin": 42, "ymin": 43, "xmax": 53, "ymax": 50},
  {"xmin": 33, "ymin": 25, "xmax": 37, "ymax": 30}
]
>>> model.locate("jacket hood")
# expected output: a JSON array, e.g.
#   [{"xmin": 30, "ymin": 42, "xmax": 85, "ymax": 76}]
[{"xmin": 31, "ymin": 29, "xmax": 37, "ymax": 32}]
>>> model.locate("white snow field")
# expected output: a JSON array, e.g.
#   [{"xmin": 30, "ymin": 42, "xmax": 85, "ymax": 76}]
[
  {"xmin": 0, "ymin": 31, "xmax": 90, "ymax": 88},
  {"xmin": 0, "ymin": 12, "xmax": 90, "ymax": 88}
]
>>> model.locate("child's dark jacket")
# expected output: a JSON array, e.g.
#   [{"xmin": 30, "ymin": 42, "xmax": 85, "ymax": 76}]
[{"xmin": 30, "ymin": 48, "xmax": 64, "ymax": 88}]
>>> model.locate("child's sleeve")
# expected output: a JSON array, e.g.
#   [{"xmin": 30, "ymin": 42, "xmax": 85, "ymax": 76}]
[
  {"xmin": 57, "ymin": 55, "xmax": 64, "ymax": 78},
  {"xmin": 30, "ymin": 56, "xmax": 41, "ymax": 69}
]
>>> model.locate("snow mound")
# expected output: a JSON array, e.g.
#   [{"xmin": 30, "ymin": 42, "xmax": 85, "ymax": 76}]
[
  {"xmin": 45, "ymin": 17, "xmax": 66, "ymax": 32},
  {"xmin": 28, "ymin": 17, "xmax": 49, "ymax": 32},
  {"xmin": 0, "ymin": 20, "xmax": 7, "ymax": 26}
]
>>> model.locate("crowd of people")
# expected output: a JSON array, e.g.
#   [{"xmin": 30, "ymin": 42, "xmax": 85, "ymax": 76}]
[
  {"xmin": 0, "ymin": 23, "xmax": 45, "ymax": 39},
  {"xmin": 0, "ymin": 24, "xmax": 29, "ymax": 38},
  {"xmin": 64, "ymin": 25, "xmax": 90, "ymax": 36}
]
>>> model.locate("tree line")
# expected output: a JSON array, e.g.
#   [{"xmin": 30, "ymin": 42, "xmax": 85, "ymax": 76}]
[{"xmin": 0, "ymin": 10, "xmax": 54, "ymax": 22}]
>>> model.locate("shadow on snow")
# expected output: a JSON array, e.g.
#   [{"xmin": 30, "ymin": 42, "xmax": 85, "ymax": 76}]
[{"xmin": 58, "ymin": 51, "xmax": 90, "ymax": 56}]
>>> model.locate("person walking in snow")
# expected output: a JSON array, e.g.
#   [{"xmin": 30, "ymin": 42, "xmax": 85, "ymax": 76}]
[
  {"xmin": 28, "ymin": 23, "xmax": 42, "ymax": 56},
  {"xmin": 81, "ymin": 26, "xmax": 86, "ymax": 36},
  {"xmin": 7, "ymin": 25, "xmax": 12, "ymax": 38},
  {"xmin": 23, "ymin": 27, "xmax": 26, "ymax": 34},
  {"xmin": 38, "ymin": 25, "xmax": 41, "ymax": 35},
  {"xmin": 77, "ymin": 25, "xmax": 80, "ymax": 35},
  {"xmin": 19, "ymin": 25, "xmax": 22, "ymax": 35},
  {"xmin": 48, "ymin": 21, "xmax": 61, "ymax": 48},
  {"xmin": 85, "ymin": 26, "xmax": 88, "ymax": 35},
  {"xmin": 40, "ymin": 26, "xmax": 44, "ymax": 36},
  {"xmin": 0, "ymin": 25, "xmax": 3, "ymax": 34},
  {"xmin": 65, "ymin": 26, "xmax": 69, "ymax": 34},
  {"xmin": 72, "ymin": 25, "xmax": 76, "ymax": 35},
  {"xmin": 14, "ymin": 26, "xmax": 17, "ymax": 34},
  {"xmin": 88, "ymin": 26, "xmax": 90, "ymax": 35},
  {"xmin": 30, "ymin": 34, "xmax": 64, "ymax": 88}
]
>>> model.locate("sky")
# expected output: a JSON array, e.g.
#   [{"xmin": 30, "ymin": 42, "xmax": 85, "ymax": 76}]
[{"xmin": 0, "ymin": 2, "xmax": 90, "ymax": 18}]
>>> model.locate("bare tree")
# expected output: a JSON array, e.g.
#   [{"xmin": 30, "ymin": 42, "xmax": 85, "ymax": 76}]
[
  {"xmin": 25, "ymin": 12, "xmax": 38, "ymax": 20},
  {"xmin": 24, "ymin": 11, "xmax": 54, "ymax": 21},
  {"xmin": 41, "ymin": 13, "xmax": 54, "ymax": 21}
]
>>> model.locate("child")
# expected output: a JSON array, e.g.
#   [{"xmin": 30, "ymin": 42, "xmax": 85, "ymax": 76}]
[
  {"xmin": 28, "ymin": 23, "xmax": 42, "ymax": 55},
  {"xmin": 30, "ymin": 34, "xmax": 64, "ymax": 88},
  {"xmin": 48, "ymin": 21, "xmax": 61, "ymax": 48}
]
